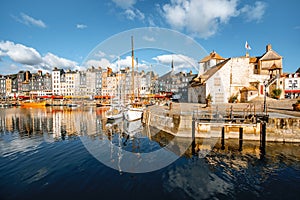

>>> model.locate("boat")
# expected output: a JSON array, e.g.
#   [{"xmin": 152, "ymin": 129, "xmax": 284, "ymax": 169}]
[
  {"xmin": 106, "ymin": 57, "xmax": 125, "ymax": 121},
  {"xmin": 20, "ymin": 100, "xmax": 48, "ymax": 108},
  {"xmin": 124, "ymin": 102, "xmax": 144, "ymax": 121},
  {"xmin": 96, "ymin": 103, "xmax": 111, "ymax": 107},
  {"xmin": 67, "ymin": 103, "xmax": 80, "ymax": 108},
  {"xmin": 96, "ymin": 102, "xmax": 111, "ymax": 107},
  {"xmin": 123, "ymin": 36, "xmax": 145, "ymax": 122},
  {"xmin": 106, "ymin": 106, "xmax": 123, "ymax": 121},
  {"xmin": 0, "ymin": 102, "xmax": 13, "ymax": 108}
]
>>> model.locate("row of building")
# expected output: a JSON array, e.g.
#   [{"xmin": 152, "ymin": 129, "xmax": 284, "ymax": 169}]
[
  {"xmin": 0, "ymin": 43, "xmax": 299, "ymax": 103},
  {"xmin": 0, "ymin": 63, "xmax": 194, "ymax": 102}
]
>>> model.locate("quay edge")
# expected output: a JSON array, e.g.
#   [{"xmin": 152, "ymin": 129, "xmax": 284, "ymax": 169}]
[{"xmin": 142, "ymin": 104, "xmax": 300, "ymax": 143}]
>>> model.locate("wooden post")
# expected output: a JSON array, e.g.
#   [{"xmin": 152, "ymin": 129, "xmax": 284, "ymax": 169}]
[
  {"xmin": 260, "ymin": 122, "xmax": 266, "ymax": 155},
  {"xmin": 192, "ymin": 115, "xmax": 196, "ymax": 155},
  {"xmin": 221, "ymin": 126, "xmax": 225, "ymax": 150},
  {"xmin": 239, "ymin": 127, "xmax": 243, "ymax": 151},
  {"xmin": 192, "ymin": 116, "xmax": 195, "ymax": 140}
]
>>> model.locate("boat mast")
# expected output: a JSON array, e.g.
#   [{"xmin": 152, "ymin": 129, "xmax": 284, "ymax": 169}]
[
  {"xmin": 136, "ymin": 57, "xmax": 140, "ymax": 99},
  {"xmin": 131, "ymin": 36, "xmax": 135, "ymax": 102}
]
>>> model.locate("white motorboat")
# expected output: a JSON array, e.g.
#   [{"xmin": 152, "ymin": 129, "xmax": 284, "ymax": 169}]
[
  {"xmin": 123, "ymin": 102, "xmax": 144, "ymax": 121},
  {"xmin": 106, "ymin": 106, "xmax": 123, "ymax": 121}
]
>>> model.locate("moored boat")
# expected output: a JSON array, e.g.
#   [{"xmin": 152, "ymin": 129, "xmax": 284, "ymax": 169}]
[
  {"xmin": 124, "ymin": 102, "xmax": 144, "ymax": 121},
  {"xmin": 20, "ymin": 100, "xmax": 48, "ymax": 107},
  {"xmin": 106, "ymin": 106, "xmax": 123, "ymax": 121},
  {"xmin": 123, "ymin": 36, "xmax": 145, "ymax": 122},
  {"xmin": 67, "ymin": 103, "xmax": 80, "ymax": 108},
  {"xmin": 96, "ymin": 102, "xmax": 111, "ymax": 107},
  {"xmin": 0, "ymin": 103, "xmax": 13, "ymax": 108}
]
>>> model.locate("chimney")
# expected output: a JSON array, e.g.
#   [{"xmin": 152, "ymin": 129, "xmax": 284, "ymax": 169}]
[
  {"xmin": 245, "ymin": 52, "xmax": 249, "ymax": 58},
  {"xmin": 266, "ymin": 44, "xmax": 272, "ymax": 52}
]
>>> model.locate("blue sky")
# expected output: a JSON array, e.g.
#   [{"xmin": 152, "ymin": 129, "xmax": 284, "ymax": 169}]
[{"xmin": 0, "ymin": 0, "xmax": 299, "ymax": 75}]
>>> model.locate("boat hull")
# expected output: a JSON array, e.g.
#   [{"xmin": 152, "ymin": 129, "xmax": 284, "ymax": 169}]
[
  {"xmin": 67, "ymin": 104, "xmax": 79, "ymax": 108},
  {"xmin": 20, "ymin": 101, "xmax": 47, "ymax": 108},
  {"xmin": 124, "ymin": 108, "xmax": 143, "ymax": 121}
]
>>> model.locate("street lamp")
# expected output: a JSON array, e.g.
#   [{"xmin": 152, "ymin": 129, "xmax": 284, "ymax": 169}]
[
  {"xmin": 291, "ymin": 82, "xmax": 294, "ymax": 99},
  {"xmin": 263, "ymin": 80, "xmax": 267, "ymax": 114}
]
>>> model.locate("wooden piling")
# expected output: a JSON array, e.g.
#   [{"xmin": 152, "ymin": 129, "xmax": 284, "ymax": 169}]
[
  {"xmin": 221, "ymin": 126, "xmax": 225, "ymax": 150},
  {"xmin": 192, "ymin": 116, "xmax": 195, "ymax": 140},
  {"xmin": 260, "ymin": 122, "xmax": 266, "ymax": 154},
  {"xmin": 239, "ymin": 127, "xmax": 243, "ymax": 151},
  {"xmin": 192, "ymin": 115, "xmax": 196, "ymax": 155}
]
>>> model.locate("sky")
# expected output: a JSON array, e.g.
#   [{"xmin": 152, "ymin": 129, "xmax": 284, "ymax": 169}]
[{"xmin": 0, "ymin": 0, "xmax": 299, "ymax": 76}]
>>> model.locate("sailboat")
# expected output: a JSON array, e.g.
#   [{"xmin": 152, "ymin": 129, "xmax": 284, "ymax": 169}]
[
  {"xmin": 123, "ymin": 36, "xmax": 144, "ymax": 122},
  {"xmin": 106, "ymin": 58, "xmax": 124, "ymax": 121}
]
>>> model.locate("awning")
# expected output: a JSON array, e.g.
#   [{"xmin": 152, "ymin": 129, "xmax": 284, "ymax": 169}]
[
  {"xmin": 285, "ymin": 90, "xmax": 300, "ymax": 93},
  {"xmin": 94, "ymin": 95, "xmax": 114, "ymax": 99}
]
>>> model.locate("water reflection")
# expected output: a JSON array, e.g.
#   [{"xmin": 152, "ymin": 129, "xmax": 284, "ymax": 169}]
[
  {"xmin": 0, "ymin": 107, "xmax": 300, "ymax": 199},
  {"xmin": 1, "ymin": 107, "xmax": 300, "ymax": 159}
]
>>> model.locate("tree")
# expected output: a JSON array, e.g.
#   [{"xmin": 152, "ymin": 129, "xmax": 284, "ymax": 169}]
[{"xmin": 271, "ymin": 88, "xmax": 282, "ymax": 99}]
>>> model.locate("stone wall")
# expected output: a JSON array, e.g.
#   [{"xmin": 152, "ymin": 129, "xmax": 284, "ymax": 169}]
[{"xmin": 143, "ymin": 107, "xmax": 300, "ymax": 142}]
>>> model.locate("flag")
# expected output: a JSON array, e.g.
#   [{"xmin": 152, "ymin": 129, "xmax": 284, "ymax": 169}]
[{"xmin": 245, "ymin": 41, "xmax": 251, "ymax": 50}]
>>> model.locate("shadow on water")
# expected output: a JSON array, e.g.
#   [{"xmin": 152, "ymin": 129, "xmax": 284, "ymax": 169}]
[{"xmin": 0, "ymin": 107, "xmax": 300, "ymax": 200}]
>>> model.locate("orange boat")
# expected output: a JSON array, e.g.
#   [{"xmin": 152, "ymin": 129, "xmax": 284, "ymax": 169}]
[{"xmin": 20, "ymin": 100, "xmax": 48, "ymax": 108}]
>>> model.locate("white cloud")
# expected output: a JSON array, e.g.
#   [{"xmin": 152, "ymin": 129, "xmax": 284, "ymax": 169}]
[
  {"xmin": 94, "ymin": 51, "xmax": 107, "ymax": 58},
  {"xmin": 142, "ymin": 35, "xmax": 155, "ymax": 42},
  {"xmin": 0, "ymin": 40, "xmax": 81, "ymax": 72},
  {"xmin": 84, "ymin": 56, "xmax": 144, "ymax": 72},
  {"xmin": 240, "ymin": 1, "xmax": 267, "ymax": 22},
  {"xmin": 147, "ymin": 15, "xmax": 156, "ymax": 27},
  {"xmin": 109, "ymin": 56, "xmax": 149, "ymax": 71},
  {"xmin": 112, "ymin": 0, "xmax": 136, "ymax": 9},
  {"xmin": 0, "ymin": 63, "xmax": 20, "ymax": 75},
  {"xmin": 124, "ymin": 8, "xmax": 145, "ymax": 21},
  {"xmin": 0, "ymin": 41, "xmax": 43, "ymax": 65},
  {"xmin": 43, "ymin": 53, "xmax": 78, "ymax": 69},
  {"xmin": 14, "ymin": 13, "xmax": 47, "ymax": 28},
  {"xmin": 111, "ymin": 0, "xmax": 144, "ymax": 21},
  {"xmin": 115, "ymin": 56, "xmax": 135, "ymax": 68},
  {"xmin": 76, "ymin": 24, "xmax": 87, "ymax": 29},
  {"xmin": 85, "ymin": 58, "xmax": 111, "ymax": 69},
  {"xmin": 160, "ymin": 0, "xmax": 266, "ymax": 38},
  {"xmin": 152, "ymin": 54, "xmax": 198, "ymax": 71}
]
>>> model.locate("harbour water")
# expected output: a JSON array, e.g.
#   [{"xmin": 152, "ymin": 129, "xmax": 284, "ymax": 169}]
[{"xmin": 0, "ymin": 107, "xmax": 300, "ymax": 200}]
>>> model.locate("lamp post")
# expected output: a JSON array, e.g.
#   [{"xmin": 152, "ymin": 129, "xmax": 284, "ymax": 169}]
[
  {"xmin": 263, "ymin": 80, "xmax": 267, "ymax": 114},
  {"xmin": 291, "ymin": 82, "xmax": 294, "ymax": 99}
]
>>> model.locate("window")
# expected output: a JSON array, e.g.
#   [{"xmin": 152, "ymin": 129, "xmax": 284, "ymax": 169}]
[{"xmin": 214, "ymin": 77, "xmax": 221, "ymax": 86}]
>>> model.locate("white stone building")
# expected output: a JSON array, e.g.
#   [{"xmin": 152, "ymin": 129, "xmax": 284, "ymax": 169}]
[
  {"xmin": 52, "ymin": 68, "xmax": 64, "ymax": 95},
  {"xmin": 284, "ymin": 73, "xmax": 300, "ymax": 98},
  {"xmin": 189, "ymin": 44, "xmax": 284, "ymax": 103},
  {"xmin": 63, "ymin": 70, "xmax": 79, "ymax": 97}
]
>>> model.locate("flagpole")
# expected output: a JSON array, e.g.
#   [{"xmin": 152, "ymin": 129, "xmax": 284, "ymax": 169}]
[{"xmin": 245, "ymin": 41, "xmax": 251, "ymax": 57}]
